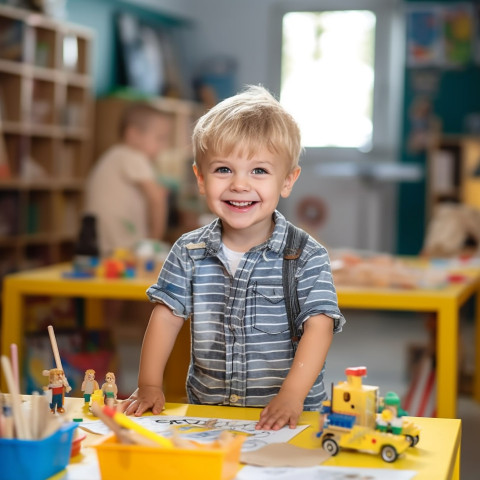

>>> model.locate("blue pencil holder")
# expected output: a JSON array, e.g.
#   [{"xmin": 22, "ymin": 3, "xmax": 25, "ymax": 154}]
[{"xmin": 0, "ymin": 422, "xmax": 77, "ymax": 480}]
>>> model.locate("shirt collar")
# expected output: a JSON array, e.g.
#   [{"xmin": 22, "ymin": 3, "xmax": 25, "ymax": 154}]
[{"xmin": 203, "ymin": 210, "xmax": 289, "ymax": 256}]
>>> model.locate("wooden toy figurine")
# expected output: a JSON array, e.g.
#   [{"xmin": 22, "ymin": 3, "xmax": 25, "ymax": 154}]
[
  {"xmin": 101, "ymin": 372, "xmax": 118, "ymax": 407},
  {"xmin": 81, "ymin": 369, "xmax": 99, "ymax": 404},
  {"xmin": 43, "ymin": 324, "xmax": 72, "ymax": 413},
  {"xmin": 42, "ymin": 368, "xmax": 72, "ymax": 414}
]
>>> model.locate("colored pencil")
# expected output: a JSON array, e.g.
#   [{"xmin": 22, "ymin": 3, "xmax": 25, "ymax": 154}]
[{"xmin": 102, "ymin": 405, "xmax": 173, "ymax": 448}]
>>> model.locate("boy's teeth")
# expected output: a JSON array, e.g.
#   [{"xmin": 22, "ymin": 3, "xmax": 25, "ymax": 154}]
[{"xmin": 230, "ymin": 201, "xmax": 252, "ymax": 207}]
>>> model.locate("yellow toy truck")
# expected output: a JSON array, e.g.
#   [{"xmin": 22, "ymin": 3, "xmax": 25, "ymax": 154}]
[{"xmin": 318, "ymin": 366, "xmax": 421, "ymax": 463}]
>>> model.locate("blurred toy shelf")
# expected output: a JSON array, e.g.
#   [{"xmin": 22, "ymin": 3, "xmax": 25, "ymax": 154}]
[
  {"xmin": 427, "ymin": 135, "xmax": 480, "ymax": 218},
  {"xmin": 0, "ymin": 3, "xmax": 94, "ymax": 279}
]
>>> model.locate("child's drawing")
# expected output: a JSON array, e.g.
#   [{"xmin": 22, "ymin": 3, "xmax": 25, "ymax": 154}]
[{"xmin": 81, "ymin": 415, "xmax": 308, "ymax": 451}]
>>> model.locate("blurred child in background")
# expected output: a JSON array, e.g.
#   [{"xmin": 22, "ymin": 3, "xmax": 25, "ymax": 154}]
[
  {"xmin": 85, "ymin": 102, "xmax": 171, "ymax": 257},
  {"xmin": 84, "ymin": 103, "xmax": 172, "ymax": 394}
]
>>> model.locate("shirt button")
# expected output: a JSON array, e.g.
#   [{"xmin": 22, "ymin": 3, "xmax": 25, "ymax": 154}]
[{"xmin": 230, "ymin": 394, "xmax": 239, "ymax": 403}]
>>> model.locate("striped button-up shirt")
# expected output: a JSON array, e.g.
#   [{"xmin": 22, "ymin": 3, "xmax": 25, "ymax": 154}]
[{"xmin": 146, "ymin": 210, "xmax": 345, "ymax": 410}]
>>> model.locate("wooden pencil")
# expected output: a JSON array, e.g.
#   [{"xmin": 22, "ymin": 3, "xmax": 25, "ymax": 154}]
[
  {"xmin": 9, "ymin": 344, "xmax": 19, "ymax": 391},
  {"xmin": 47, "ymin": 325, "xmax": 63, "ymax": 370}
]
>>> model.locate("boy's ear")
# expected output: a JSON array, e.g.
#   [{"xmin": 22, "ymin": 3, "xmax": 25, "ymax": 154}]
[
  {"xmin": 281, "ymin": 166, "xmax": 301, "ymax": 198},
  {"xmin": 193, "ymin": 164, "xmax": 206, "ymax": 195}
]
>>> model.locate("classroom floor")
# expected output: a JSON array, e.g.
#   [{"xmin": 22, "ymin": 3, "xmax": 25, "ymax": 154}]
[{"xmin": 117, "ymin": 308, "xmax": 480, "ymax": 479}]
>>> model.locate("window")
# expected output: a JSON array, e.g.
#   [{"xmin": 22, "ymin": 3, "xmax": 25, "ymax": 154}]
[
  {"xmin": 270, "ymin": 0, "xmax": 403, "ymax": 160},
  {"xmin": 281, "ymin": 11, "xmax": 376, "ymax": 149}
]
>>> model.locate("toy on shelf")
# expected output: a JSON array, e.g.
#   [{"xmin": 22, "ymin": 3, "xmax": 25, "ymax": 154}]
[
  {"xmin": 81, "ymin": 369, "xmax": 99, "ymax": 404},
  {"xmin": 318, "ymin": 366, "xmax": 420, "ymax": 463},
  {"xmin": 101, "ymin": 372, "xmax": 118, "ymax": 407}
]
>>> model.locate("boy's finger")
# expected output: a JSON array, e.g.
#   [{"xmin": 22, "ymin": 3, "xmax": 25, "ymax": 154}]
[
  {"xmin": 133, "ymin": 400, "xmax": 151, "ymax": 417},
  {"xmin": 120, "ymin": 398, "xmax": 136, "ymax": 415},
  {"xmin": 257, "ymin": 411, "xmax": 285, "ymax": 431},
  {"xmin": 152, "ymin": 400, "xmax": 165, "ymax": 415},
  {"xmin": 255, "ymin": 406, "xmax": 270, "ymax": 429},
  {"xmin": 271, "ymin": 414, "xmax": 290, "ymax": 431},
  {"xmin": 126, "ymin": 402, "xmax": 140, "ymax": 416}
]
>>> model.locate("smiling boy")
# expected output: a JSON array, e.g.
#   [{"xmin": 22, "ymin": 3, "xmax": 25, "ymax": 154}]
[{"xmin": 120, "ymin": 85, "xmax": 345, "ymax": 430}]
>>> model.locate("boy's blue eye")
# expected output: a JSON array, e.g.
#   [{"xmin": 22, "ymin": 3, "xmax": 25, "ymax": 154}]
[
  {"xmin": 215, "ymin": 166, "xmax": 231, "ymax": 173},
  {"xmin": 252, "ymin": 168, "xmax": 268, "ymax": 174}
]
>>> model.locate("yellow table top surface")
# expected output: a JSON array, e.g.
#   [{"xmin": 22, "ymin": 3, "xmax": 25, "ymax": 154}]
[{"xmin": 59, "ymin": 398, "xmax": 460, "ymax": 480}]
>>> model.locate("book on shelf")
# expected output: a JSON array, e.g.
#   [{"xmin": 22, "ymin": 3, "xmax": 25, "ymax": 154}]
[
  {"xmin": 0, "ymin": 127, "xmax": 11, "ymax": 179},
  {"xmin": 0, "ymin": 19, "xmax": 23, "ymax": 62}
]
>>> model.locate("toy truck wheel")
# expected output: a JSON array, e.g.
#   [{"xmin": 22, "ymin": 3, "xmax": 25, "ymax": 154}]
[
  {"xmin": 405, "ymin": 434, "xmax": 420, "ymax": 447},
  {"xmin": 322, "ymin": 437, "xmax": 339, "ymax": 456},
  {"xmin": 381, "ymin": 445, "xmax": 398, "ymax": 463}
]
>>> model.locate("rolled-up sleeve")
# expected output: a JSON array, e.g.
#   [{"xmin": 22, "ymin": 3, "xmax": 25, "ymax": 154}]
[
  {"xmin": 146, "ymin": 240, "xmax": 192, "ymax": 319},
  {"xmin": 296, "ymin": 247, "xmax": 345, "ymax": 333}
]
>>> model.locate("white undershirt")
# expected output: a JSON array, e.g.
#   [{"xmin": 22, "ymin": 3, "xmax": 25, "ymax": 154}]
[{"xmin": 222, "ymin": 243, "xmax": 245, "ymax": 274}]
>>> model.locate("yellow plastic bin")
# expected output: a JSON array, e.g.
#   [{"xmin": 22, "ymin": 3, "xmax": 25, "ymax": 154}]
[{"xmin": 93, "ymin": 433, "xmax": 244, "ymax": 480}]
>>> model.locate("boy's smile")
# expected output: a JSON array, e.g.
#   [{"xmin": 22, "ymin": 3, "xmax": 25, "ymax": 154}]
[{"xmin": 193, "ymin": 147, "xmax": 300, "ymax": 250}]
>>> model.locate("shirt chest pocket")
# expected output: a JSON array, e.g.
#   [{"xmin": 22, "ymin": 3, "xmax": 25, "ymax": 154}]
[{"xmin": 252, "ymin": 281, "xmax": 289, "ymax": 335}]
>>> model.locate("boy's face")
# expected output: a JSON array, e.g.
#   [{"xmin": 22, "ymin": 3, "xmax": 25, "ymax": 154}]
[
  {"xmin": 126, "ymin": 116, "xmax": 171, "ymax": 160},
  {"xmin": 193, "ymin": 147, "xmax": 300, "ymax": 245}
]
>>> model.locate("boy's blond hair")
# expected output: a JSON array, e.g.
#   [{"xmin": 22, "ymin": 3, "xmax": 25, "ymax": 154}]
[
  {"xmin": 119, "ymin": 102, "xmax": 169, "ymax": 139},
  {"xmin": 193, "ymin": 85, "xmax": 302, "ymax": 170}
]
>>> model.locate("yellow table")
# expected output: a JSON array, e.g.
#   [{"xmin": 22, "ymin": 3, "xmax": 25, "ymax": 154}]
[
  {"xmin": 336, "ymin": 269, "xmax": 480, "ymax": 419},
  {"xmin": 0, "ymin": 263, "xmax": 190, "ymax": 402},
  {"xmin": 2, "ymin": 263, "xmax": 480, "ymax": 418},
  {"xmin": 60, "ymin": 398, "xmax": 461, "ymax": 480}
]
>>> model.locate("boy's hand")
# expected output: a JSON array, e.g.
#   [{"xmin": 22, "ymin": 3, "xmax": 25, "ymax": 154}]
[
  {"xmin": 117, "ymin": 386, "xmax": 165, "ymax": 416},
  {"xmin": 255, "ymin": 391, "xmax": 303, "ymax": 430}
]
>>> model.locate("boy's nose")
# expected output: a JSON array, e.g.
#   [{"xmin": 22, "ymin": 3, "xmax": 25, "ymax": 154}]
[{"xmin": 230, "ymin": 174, "xmax": 250, "ymax": 191}]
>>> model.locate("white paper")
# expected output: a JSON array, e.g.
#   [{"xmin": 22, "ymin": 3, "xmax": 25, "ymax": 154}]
[
  {"xmin": 80, "ymin": 414, "xmax": 308, "ymax": 451},
  {"xmin": 235, "ymin": 466, "xmax": 417, "ymax": 480}
]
